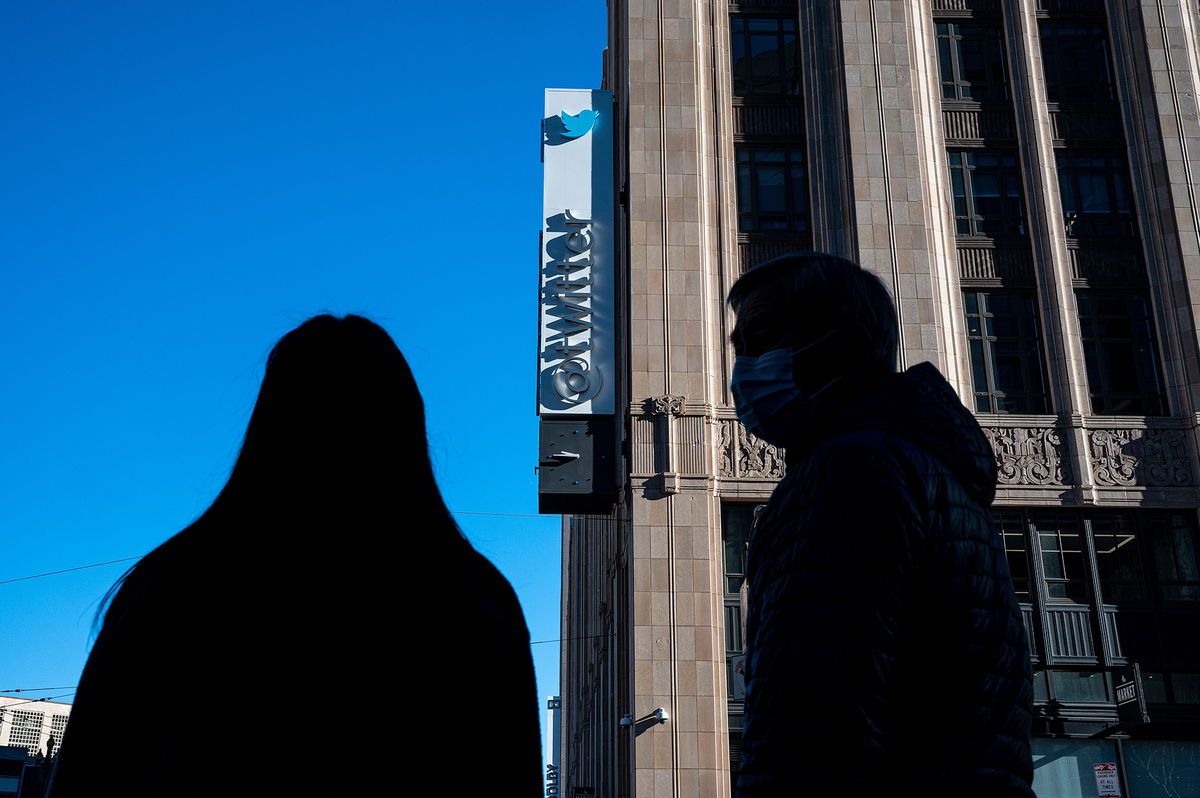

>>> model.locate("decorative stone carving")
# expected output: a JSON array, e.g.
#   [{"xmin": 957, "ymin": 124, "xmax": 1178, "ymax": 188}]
[
  {"xmin": 738, "ymin": 425, "xmax": 785, "ymax": 478},
  {"xmin": 718, "ymin": 420, "xmax": 785, "ymax": 479},
  {"xmin": 648, "ymin": 394, "xmax": 685, "ymax": 416},
  {"xmin": 1090, "ymin": 428, "xmax": 1193, "ymax": 487},
  {"xmin": 717, "ymin": 419, "xmax": 734, "ymax": 477},
  {"xmin": 982, "ymin": 426, "xmax": 1069, "ymax": 486}
]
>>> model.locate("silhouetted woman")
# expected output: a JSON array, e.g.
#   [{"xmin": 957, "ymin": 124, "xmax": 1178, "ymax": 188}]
[{"xmin": 50, "ymin": 315, "xmax": 542, "ymax": 796}]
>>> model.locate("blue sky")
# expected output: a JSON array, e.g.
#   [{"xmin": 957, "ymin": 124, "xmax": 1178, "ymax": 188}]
[{"xmin": 1, "ymin": 0, "xmax": 605, "ymax": 742}]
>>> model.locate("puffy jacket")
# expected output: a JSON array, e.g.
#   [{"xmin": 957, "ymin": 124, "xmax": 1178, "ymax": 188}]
[{"xmin": 737, "ymin": 362, "xmax": 1034, "ymax": 797}]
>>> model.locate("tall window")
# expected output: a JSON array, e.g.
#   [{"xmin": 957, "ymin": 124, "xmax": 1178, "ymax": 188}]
[
  {"xmin": 1076, "ymin": 291, "xmax": 1166, "ymax": 415},
  {"xmin": 1148, "ymin": 513, "xmax": 1200, "ymax": 601},
  {"xmin": 995, "ymin": 511, "xmax": 1033, "ymax": 600},
  {"xmin": 964, "ymin": 290, "xmax": 1050, "ymax": 413},
  {"xmin": 736, "ymin": 147, "xmax": 809, "ymax": 232},
  {"xmin": 1036, "ymin": 512, "xmax": 1089, "ymax": 602},
  {"xmin": 730, "ymin": 16, "xmax": 800, "ymax": 97},
  {"xmin": 722, "ymin": 504, "xmax": 754, "ymax": 595},
  {"xmin": 936, "ymin": 21, "xmax": 1008, "ymax": 101},
  {"xmin": 1056, "ymin": 153, "xmax": 1135, "ymax": 237},
  {"xmin": 1091, "ymin": 513, "xmax": 1148, "ymax": 603},
  {"xmin": 948, "ymin": 151, "xmax": 1026, "ymax": 236},
  {"xmin": 1039, "ymin": 22, "xmax": 1116, "ymax": 102}
]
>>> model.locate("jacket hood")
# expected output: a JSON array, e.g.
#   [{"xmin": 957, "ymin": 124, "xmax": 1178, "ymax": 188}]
[{"xmin": 792, "ymin": 362, "xmax": 998, "ymax": 507}]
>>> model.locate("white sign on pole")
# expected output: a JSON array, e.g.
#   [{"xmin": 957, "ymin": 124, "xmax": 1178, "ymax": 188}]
[{"xmin": 538, "ymin": 88, "xmax": 615, "ymax": 416}]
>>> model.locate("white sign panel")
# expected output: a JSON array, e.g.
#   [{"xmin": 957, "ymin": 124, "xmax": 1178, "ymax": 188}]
[
  {"xmin": 538, "ymin": 88, "xmax": 615, "ymax": 415},
  {"xmin": 545, "ymin": 696, "xmax": 562, "ymax": 797},
  {"xmin": 1094, "ymin": 763, "xmax": 1120, "ymax": 797}
]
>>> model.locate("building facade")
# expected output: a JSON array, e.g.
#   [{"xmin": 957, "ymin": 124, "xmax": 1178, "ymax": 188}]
[
  {"xmin": 0, "ymin": 697, "xmax": 70, "ymax": 761},
  {"xmin": 556, "ymin": 1, "xmax": 1200, "ymax": 796}
]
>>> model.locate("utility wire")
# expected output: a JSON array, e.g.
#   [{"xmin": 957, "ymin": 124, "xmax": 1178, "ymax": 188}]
[
  {"xmin": 0, "ymin": 694, "xmax": 76, "ymax": 711},
  {"xmin": 0, "ymin": 688, "xmax": 76, "ymax": 694},
  {"xmin": 0, "ymin": 558, "xmax": 141, "ymax": 586},
  {"xmin": 0, "ymin": 509, "xmax": 558, "ymax": 586}
]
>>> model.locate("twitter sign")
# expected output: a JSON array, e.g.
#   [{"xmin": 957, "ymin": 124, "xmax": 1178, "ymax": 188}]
[{"xmin": 538, "ymin": 89, "xmax": 615, "ymax": 417}]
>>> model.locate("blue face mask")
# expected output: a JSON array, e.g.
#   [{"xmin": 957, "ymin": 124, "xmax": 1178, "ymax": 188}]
[{"xmin": 730, "ymin": 331, "xmax": 840, "ymax": 447}]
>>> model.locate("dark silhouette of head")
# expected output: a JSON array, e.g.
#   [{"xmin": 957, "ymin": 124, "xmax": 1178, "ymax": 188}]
[
  {"xmin": 98, "ymin": 314, "xmax": 462, "ymax": 620},
  {"xmin": 728, "ymin": 252, "xmax": 899, "ymax": 391},
  {"xmin": 222, "ymin": 314, "xmax": 454, "ymax": 521}
]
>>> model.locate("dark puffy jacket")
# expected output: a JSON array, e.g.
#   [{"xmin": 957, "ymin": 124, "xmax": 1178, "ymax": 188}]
[{"xmin": 737, "ymin": 362, "xmax": 1034, "ymax": 797}]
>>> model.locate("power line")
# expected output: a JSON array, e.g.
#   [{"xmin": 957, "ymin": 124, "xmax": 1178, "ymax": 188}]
[
  {"xmin": 0, "ymin": 508, "xmax": 559, "ymax": 587},
  {"xmin": 0, "ymin": 688, "xmax": 76, "ymax": 694},
  {"xmin": 0, "ymin": 694, "xmax": 76, "ymax": 711},
  {"xmin": 0, "ymin": 558, "xmax": 141, "ymax": 586}
]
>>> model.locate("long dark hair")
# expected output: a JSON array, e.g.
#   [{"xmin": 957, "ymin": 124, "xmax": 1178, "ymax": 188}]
[{"xmin": 97, "ymin": 314, "xmax": 463, "ymax": 623}]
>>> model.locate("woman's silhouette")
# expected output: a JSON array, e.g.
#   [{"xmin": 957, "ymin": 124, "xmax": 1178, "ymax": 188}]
[{"xmin": 49, "ymin": 315, "xmax": 542, "ymax": 796}]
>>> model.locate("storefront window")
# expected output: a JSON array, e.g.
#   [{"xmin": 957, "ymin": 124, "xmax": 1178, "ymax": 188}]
[
  {"xmin": 1032, "ymin": 738, "xmax": 1118, "ymax": 798},
  {"xmin": 1123, "ymin": 741, "xmax": 1200, "ymax": 798}
]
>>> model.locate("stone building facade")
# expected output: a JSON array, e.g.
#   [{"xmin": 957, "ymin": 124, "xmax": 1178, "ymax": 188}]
[{"xmin": 558, "ymin": 1, "xmax": 1200, "ymax": 796}]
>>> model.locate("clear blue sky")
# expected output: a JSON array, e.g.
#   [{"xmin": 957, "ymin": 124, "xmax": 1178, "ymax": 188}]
[{"xmin": 1, "ymin": 0, "xmax": 605, "ymax": 742}]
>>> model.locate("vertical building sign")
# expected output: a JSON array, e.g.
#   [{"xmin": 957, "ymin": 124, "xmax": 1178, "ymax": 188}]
[
  {"xmin": 539, "ymin": 89, "xmax": 615, "ymax": 416},
  {"xmin": 545, "ymin": 696, "xmax": 562, "ymax": 798},
  {"xmin": 537, "ymin": 89, "xmax": 617, "ymax": 514}
]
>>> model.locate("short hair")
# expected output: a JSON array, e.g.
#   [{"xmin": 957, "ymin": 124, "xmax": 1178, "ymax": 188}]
[{"xmin": 727, "ymin": 251, "xmax": 899, "ymax": 374}]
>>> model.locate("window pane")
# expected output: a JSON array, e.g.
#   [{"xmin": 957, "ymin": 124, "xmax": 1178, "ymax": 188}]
[
  {"xmin": 1057, "ymin": 153, "xmax": 1134, "ymax": 237},
  {"xmin": 1077, "ymin": 291, "xmax": 1166, "ymax": 415},
  {"xmin": 1092, "ymin": 513, "xmax": 1146, "ymax": 602},
  {"xmin": 1150, "ymin": 515, "xmax": 1200, "ymax": 601},
  {"xmin": 1173, "ymin": 674, "xmax": 1200, "ymax": 704},
  {"xmin": 1032, "ymin": 669, "xmax": 1049, "ymax": 702},
  {"xmin": 722, "ymin": 504, "xmax": 755, "ymax": 595},
  {"xmin": 949, "ymin": 149, "xmax": 1026, "ymax": 236},
  {"xmin": 1050, "ymin": 670, "xmax": 1108, "ymax": 702},
  {"xmin": 996, "ymin": 512, "xmax": 1032, "ymax": 599},
  {"xmin": 735, "ymin": 146, "xmax": 808, "ymax": 233},
  {"xmin": 1142, "ymin": 671, "xmax": 1168, "ymax": 703},
  {"xmin": 964, "ymin": 290, "xmax": 1049, "ymax": 414},
  {"xmin": 1035, "ymin": 513, "xmax": 1087, "ymax": 601},
  {"xmin": 1040, "ymin": 22, "xmax": 1115, "ymax": 102},
  {"xmin": 730, "ymin": 16, "xmax": 800, "ymax": 96},
  {"xmin": 937, "ymin": 22, "xmax": 1008, "ymax": 101}
]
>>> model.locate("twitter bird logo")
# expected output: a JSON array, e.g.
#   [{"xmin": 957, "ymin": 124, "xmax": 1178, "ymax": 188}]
[{"xmin": 560, "ymin": 109, "xmax": 599, "ymax": 139}]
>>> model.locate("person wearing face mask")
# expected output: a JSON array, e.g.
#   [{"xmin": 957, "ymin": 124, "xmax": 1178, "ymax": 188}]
[{"xmin": 729, "ymin": 252, "xmax": 1034, "ymax": 798}]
